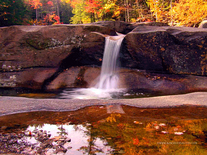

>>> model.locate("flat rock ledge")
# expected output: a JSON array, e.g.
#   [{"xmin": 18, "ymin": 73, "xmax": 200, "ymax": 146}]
[{"xmin": 0, "ymin": 92, "xmax": 206, "ymax": 116}]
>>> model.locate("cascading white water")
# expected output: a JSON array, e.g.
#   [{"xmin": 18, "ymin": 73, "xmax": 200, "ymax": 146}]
[
  {"xmin": 95, "ymin": 35, "xmax": 125, "ymax": 90},
  {"xmin": 60, "ymin": 34, "xmax": 125, "ymax": 99}
]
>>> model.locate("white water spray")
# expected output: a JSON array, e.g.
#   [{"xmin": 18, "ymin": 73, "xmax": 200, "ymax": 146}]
[{"xmin": 61, "ymin": 34, "xmax": 125, "ymax": 99}]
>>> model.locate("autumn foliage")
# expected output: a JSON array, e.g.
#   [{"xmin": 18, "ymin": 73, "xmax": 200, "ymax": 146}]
[
  {"xmin": 0, "ymin": 0, "xmax": 206, "ymax": 26},
  {"xmin": 170, "ymin": 0, "xmax": 207, "ymax": 26},
  {"xmin": 29, "ymin": 0, "xmax": 42, "ymax": 9},
  {"xmin": 147, "ymin": 0, "xmax": 207, "ymax": 26}
]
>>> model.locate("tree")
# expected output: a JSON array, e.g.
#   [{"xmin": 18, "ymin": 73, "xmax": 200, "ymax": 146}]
[
  {"xmin": 147, "ymin": 0, "xmax": 172, "ymax": 22},
  {"xmin": 170, "ymin": 0, "xmax": 207, "ymax": 27},
  {"xmin": 29, "ymin": 0, "xmax": 42, "ymax": 22},
  {"xmin": 59, "ymin": 0, "xmax": 73, "ymax": 24},
  {"xmin": 85, "ymin": 0, "xmax": 102, "ymax": 22},
  {"xmin": 0, "ymin": 0, "xmax": 27, "ymax": 26},
  {"xmin": 70, "ymin": 0, "xmax": 124, "ymax": 24},
  {"xmin": 70, "ymin": 0, "xmax": 90, "ymax": 23}
]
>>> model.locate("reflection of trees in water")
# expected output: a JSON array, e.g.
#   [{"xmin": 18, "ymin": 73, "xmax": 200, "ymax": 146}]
[
  {"xmin": 57, "ymin": 125, "xmax": 68, "ymax": 136},
  {"xmin": 77, "ymin": 114, "xmax": 207, "ymax": 155},
  {"xmin": 75, "ymin": 123, "xmax": 106, "ymax": 154},
  {"xmin": 1, "ymin": 106, "xmax": 207, "ymax": 154}
]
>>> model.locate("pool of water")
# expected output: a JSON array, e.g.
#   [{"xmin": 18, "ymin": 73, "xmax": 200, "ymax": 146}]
[
  {"xmin": 0, "ymin": 87, "xmax": 164, "ymax": 99},
  {"xmin": 1, "ymin": 105, "xmax": 207, "ymax": 154}
]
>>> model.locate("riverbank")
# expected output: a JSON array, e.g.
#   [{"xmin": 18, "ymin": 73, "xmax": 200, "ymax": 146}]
[{"xmin": 0, "ymin": 92, "xmax": 206, "ymax": 116}]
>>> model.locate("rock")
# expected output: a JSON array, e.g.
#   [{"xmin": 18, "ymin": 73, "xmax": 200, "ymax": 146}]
[
  {"xmin": 0, "ymin": 22, "xmax": 206, "ymax": 93},
  {"xmin": 93, "ymin": 21, "xmax": 168, "ymax": 34},
  {"xmin": 93, "ymin": 21, "xmax": 132, "ymax": 34},
  {"xmin": 46, "ymin": 67, "xmax": 80, "ymax": 90},
  {"xmin": 118, "ymin": 68, "xmax": 207, "ymax": 95},
  {"xmin": 0, "ymin": 24, "xmax": 115, "ymax": 70},
  {"xmin": 45, "ymin": 67, "xmax": 207, "ymax": 96},
  {"xmin": 0, "ymin": 68, "xmax": 56, "ymax": 89},
  {"xmin": 0, "ymin": 24, "xmax": 110, "ymax": 90},
  {"xmin": 199, "ymin": 20, "xmax": 207, "ymax": 28},
  {"xmin": 123, "ymin": 26, "xmax": 207, "ymax": 76}
]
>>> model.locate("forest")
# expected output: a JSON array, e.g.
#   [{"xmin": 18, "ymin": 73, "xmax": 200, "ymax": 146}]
[{"xmin": 0, "ymin": 0, "xmax": 207, "ymax": 27}]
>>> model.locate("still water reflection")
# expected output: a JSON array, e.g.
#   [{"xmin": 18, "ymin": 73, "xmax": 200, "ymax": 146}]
[
  {"xmin": 1, "ymin": 105, "xmax": 207, "ymax": 154},
  {"xmin": 25, "ymin": 124, "xmax": 111, "ymax": 154}
]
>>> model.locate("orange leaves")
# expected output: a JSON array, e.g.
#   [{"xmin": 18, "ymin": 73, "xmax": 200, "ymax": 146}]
[
  {"xmin": 84, "ymin": 0, "xmax": 102, "ymax": 13},
  {"xmin": 42, "ymin": 14, "xmax": 61, "ymax": 25},
  {"xmin": 53, "ymin": 15, "xmax": 61, "ymax": 24},
  {"xmin": 47, "ymin": 1, "xmax": 54, "ymax": 6},
  {"xmin": 133, "ymin": 137, "xmax": 139, "ymax": 145},
  {"xmin": 117, "ymin": 123, "xmax": 125, "ymax": 129},
  {"xmin": 70, "ymin": 0, "xmax": 83, "ymax": 8},
  {"xmin": 29, "ymin": 0, "xmax": 42, "ymax": 9}
]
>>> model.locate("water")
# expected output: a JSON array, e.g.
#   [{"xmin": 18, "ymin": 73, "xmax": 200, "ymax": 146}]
[
  {"xmin": 60, "ymin": 34, "xmax": 126, "ymax": 99},
  {"xmin": 1, "ymin": 105, "xmax": 207, "ymax": 154},
  {"xmin": 95, "ymin": 35, "xmax": 125, "ymax": 90}
]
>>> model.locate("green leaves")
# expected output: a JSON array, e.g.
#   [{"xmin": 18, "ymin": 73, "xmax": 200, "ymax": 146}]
[{"xmin": 0, "ymin": 0, "xmax": 27, "ymax": 26}]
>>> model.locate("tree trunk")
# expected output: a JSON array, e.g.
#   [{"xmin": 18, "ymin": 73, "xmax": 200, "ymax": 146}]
[
  {"xmin": 36, "ymin": 8, "xmax": 38, "ymax": 24},
  {"xmin": 56, "ymin": 0, "xmax": 60, "ymax": 21}
]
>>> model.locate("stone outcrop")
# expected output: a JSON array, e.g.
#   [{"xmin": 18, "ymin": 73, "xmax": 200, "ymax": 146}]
[
  {"xmin": 0, "ymin": 21, "xmax": 206, "ymax": 95},
  {"xmin": 122, "ymin": 26, "xmax": 207, "ymax": 76},
  {"xmin": 93, "ymin": 21, "xmax": 169, "ymax": 34},
  {"xmin": 0, "ymin": 24, "xmax": 115, "ymax": 70}
]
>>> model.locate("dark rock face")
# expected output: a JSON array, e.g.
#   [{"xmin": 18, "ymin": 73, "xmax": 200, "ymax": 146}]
[
  {"xmin": 123, "ymin": 26, "xmax": 207, "ymax": 76},
  {"xmin": 0, "ymin": 22, "xmax": 206, "ymax": 94}
]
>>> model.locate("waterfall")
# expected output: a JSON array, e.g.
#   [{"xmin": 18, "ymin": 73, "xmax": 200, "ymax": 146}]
[
  {"xmin": 95, "ymin": 35, "xmax": 125, "ymax": 90},
  {"xmin": 60, "ymin": 34, "xmax": 125, "ymax": 99}
]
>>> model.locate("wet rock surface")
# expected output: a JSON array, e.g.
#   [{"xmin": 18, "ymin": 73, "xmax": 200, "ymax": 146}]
[{"xmin": 0, "ymin": 127, "xmax": 71, "ymax": 154}]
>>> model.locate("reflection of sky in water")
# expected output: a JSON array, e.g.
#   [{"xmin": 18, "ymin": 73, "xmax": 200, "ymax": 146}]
[{"xmin": 26, "ymin": 124, "xmax": 112, "ymax": 155}]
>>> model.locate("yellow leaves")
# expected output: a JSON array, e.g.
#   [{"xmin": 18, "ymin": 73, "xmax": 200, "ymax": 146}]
[
  {"xmin": 61, "ymin": 0, "xmax": 71, "ymax": 3},
  {"xmin": 171, "ymin": 0, "xmax": 207, "ymax": 26},
  {"xmin": 147, "ymin": 0, "xmax": 168, "ymax": 22},
  {"xmin": 106, "ymin": 114, "xmax": 121, "ymax": 123},
  {"xmin": 147, "ymin": 0, "xmax": 207, "ymax": 26},
  {"xmin": 103, "ymin": 2, "xmax": 115, "ymax": 11}
]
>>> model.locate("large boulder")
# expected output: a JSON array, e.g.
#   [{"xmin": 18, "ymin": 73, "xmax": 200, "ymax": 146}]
[
  {"xmin": 122, "ymin": 26, "xmax": 207, "ymax": 76},
  {"xmin": 0, "ymin": 24, "xmax": 115, "ymax": 70}
]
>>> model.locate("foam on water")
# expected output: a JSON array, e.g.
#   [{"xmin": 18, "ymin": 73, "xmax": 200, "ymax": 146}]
[{"xmin": 61, "ymin": 88, "xmax": 125, "ymax": 99}]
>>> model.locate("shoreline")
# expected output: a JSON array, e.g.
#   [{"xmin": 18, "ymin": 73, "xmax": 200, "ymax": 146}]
[{"xmin": 0, "ymin": 92, "xmax": 207, "ymax": 116}]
